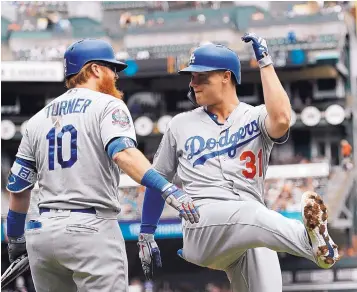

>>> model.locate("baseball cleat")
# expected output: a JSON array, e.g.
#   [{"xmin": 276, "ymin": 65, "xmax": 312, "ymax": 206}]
[{"xmin": 301, "ymin": 191, "xmax": 340, "ymax": 269}]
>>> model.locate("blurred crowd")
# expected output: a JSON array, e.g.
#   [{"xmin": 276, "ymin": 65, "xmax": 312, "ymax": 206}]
[
  {"xmin": 2, "ymin": 1, "xmax": 223, "ymax": 38},
  {"xmin": 2, "ymin": 1, "xmax": 353, "ymax": 62},
  {"xmin": 4, "ymin": 2, "xmax": 71, "ymax": 35},
  {"xmin": 264, "ymin": 176, "xmax": 325, "ymax": 213},
  {"xmin": 118, "ymin": 1, "xmax": 228, "ymax": 30}
]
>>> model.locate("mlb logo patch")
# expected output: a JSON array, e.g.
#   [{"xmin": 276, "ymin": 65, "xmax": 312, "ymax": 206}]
[{"xmin": 112, "ymin": 109, "xmax": 130, "ymax": 128}]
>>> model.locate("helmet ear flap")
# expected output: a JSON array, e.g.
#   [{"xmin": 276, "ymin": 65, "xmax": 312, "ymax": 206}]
[{"xmin": 187, "ymin": 87, "xmax": 199, "ymax": 108}]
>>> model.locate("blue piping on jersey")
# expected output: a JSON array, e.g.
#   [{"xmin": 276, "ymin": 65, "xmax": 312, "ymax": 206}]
[
  {"xmin": 204, "ymin": 109, "xmax": 225, "ymax": 126},
  {"xmin": 193, "ymin": 132, "xmax": 261, "ymax": 167}
]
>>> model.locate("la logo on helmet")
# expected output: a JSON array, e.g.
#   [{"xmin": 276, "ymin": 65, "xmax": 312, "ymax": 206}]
[
  {"xmin": 64, "ymin": 59, "xmax": 67, "ymax": 74},
  {"xmin": 189, "ymin": 54, "xmax": 195, "ymax": 64}
]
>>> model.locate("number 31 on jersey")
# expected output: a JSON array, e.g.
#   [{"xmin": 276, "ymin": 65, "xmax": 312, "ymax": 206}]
[{"xmin": 240, "ymin": 149, "xmax": 263, "ymax": 179}]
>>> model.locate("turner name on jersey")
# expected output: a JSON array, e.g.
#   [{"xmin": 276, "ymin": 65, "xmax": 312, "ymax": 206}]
[{"xmin": 45, "ymin": 98, "xmax": 92, "ymax": 118}]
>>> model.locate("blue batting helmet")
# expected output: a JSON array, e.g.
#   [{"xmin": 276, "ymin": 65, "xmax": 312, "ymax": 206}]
[
  {"xmin": 178, "ymin": 43, "xmax": 241, "ymax": 84},
  {"xmin": 179, "ymin": 43, "xmax": 241, "ymax": 107},
  {"xmin": 64, "ymin": 39, "xmax": 127, "ymax": 79}
]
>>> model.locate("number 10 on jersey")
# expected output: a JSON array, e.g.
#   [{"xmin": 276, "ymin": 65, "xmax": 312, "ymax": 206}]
[
  {"xmin": 240, "ymin": 149, "xmax": 263, "ymax": 179},
  {"xmin": 46, "ymin": 125, "xmax": 78, "ymax": 170}
]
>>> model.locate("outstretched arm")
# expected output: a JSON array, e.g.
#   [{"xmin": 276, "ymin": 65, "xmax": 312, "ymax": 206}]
[
  {"xmin": 112, "ymin": 146, "xmax": 199, "ymax": 224},
  {"xmin": 242, "ymin": 33, "xmax": 291, "ymax": 139},
  {"xmin": 102, "ymin": 101, "xmax": 198, "ymax": 223},
  {"xmin": 260, "ymin": 65, "xmax": 291, "ymax": 139}
]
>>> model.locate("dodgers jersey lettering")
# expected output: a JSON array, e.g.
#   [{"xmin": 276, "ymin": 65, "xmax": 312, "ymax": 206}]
[
  {"xmin": 16, "ymin": 88, "xmax": 136, "ymax": 211},
  {"xmin": 153, "ymin": 102, "xmax": 288, "ymax": 203}
]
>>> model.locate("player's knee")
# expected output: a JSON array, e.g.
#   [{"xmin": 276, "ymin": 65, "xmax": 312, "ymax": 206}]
[
  {"xmin": 237, "ymin": 202, "xmax": 283, "ymax": 235},
  {"xmin": 237, "ymin": 201, "xmax": 270, "ymax": 224}
]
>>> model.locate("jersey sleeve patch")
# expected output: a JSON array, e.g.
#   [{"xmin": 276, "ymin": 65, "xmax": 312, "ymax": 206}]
[
  {"xmin": 100, "ymin": 100, "xmax": 137, "ymax": 149},
  {"xmin": 111, "ymin": 109, "xmax": 130, "ymax": 129}
]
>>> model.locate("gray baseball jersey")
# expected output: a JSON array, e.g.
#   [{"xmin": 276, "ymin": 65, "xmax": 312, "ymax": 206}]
[
  {"xmin": 16, "ymin": 87, "xmax": 136, "ymax": 212},
  {"xmin": 153, "ymin": 102, "xmax": 286, "ymax": 204},
  {"xmin": 152, "ymin": 102, "xmax": 310, "ymax": 292}
]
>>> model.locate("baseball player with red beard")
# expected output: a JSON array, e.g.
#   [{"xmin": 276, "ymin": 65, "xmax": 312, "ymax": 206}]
[{"xmin": 5, "ymin": 39, "xmax": 199, "ymax": 292}]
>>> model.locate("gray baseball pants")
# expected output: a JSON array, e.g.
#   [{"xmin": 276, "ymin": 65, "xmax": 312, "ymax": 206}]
[
  {"xmin": 25, "ymin": 209, "xmax": 128, "ymax": 292},
  {"xmin": 181, "ymin": 200, "xmax": 315, "ymax": 292}
]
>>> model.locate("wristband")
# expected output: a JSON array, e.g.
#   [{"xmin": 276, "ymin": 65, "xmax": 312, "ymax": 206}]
[
  {"xmin": 7, "ymin": 210, "xmax": 26, "ymax": 238},
  {"xmin": 141, "ymin": 169, "xmax": 170, "ymax": 193},
  {"xmin": 258, "ymin": 54, "xmax": 273, "ymax": 68}
]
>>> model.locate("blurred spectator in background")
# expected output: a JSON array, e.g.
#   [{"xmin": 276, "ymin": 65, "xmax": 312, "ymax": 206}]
[
  {"xmin": 271, "ymin": 182, "xmax": 296, "ymax": 212},
  {"xmin": 206, "ymin": 283, "xmax": 222, "ymax": 292},
  {"xmin": 119, "ymin": 186, "xmax": 146, "ymax": 219},
  {"xmin": 340, "ymin": 139, "xmax": 353, "ymax": 170},
  {"xmin": 265, "ymin": 176, "xmax": 323, "ymax": 213},
  {"xmin": 14, "ymin": 276, "xmax": 27, "ymax": 292},
  {"xmin": 287, "ymin": 30, "xmax": 297, "ymax": 43},
  {"xmin": 129, "ymin": 278, "xmax": 144, "ymax": 292}
]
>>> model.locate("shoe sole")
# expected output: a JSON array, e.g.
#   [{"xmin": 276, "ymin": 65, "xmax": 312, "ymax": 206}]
[{"xmin": 301, "ymin": 191, "xmax": 340, "ymax": 268}]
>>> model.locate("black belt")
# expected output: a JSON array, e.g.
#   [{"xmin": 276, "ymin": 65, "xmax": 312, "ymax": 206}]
[{"xmin": 39, "ymin": 207, "xmax": 96, "ymax": 215}]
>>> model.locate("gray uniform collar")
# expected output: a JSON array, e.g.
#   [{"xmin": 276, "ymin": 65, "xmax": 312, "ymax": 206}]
[{"xmin": 199, "ymin": 102, "xmax": 247, "ymax": 129}]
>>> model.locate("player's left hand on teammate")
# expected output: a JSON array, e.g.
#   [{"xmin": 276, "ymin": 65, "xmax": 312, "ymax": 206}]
[
  {"xmin": 241, "ymin": 32, "xmax": 273, "ymax": 68},
  {"xmin": 161, "ymin": 184, "xmax": 200, "ymax": 224},
  {"xmin": 8, "ymin": 235, "xmax": 27, "ymax": 263},
  {"xmin": 138, "ymin": 233, "xmax": 162, "ymax": 280}
]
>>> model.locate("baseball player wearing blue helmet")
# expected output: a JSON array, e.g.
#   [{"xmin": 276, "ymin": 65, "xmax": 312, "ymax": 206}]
[
  {"xmin": 180, "ymin": 43, "xmax": 241, "ymax": 107},
  {"xmin": 138, "ymin": 34, "xmax": 340, "ymax": 291},
  {"xmin": 5, "ymin": 38, "xmax": 199, "ymax": 292},
  {"xmin": 63, "ymin": 39, "xmax": 128, "ymax": 78}
]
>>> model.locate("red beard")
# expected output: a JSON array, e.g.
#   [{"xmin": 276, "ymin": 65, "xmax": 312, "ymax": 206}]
[{"xmin": 97, "ymin": 74, "xmax": 123, "ymax": 99}]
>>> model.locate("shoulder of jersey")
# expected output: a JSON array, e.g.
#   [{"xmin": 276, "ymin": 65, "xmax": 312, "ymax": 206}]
[
  {"xmin": 169, "ymin": 107, "xmax": 204, "ymax": 125},
  {"xmin": 169, "ymin": 103, "xmax": 265, "ymax": 126},
  {"xmin": 240, "ymin": 102, "xmax": 265, "ymax": 115},
  {"xmin": 88, "ymin": 91, "xmax": 125, "ymax": 106},
  {"xmin": 24, "ymin": 110, "xmax": 42, "ymax": 132},
  {"xmin": 52, "ymin": 89, "xmax": 123, "ymax": 104},
  {"xmin": 59, "ymin": 90, "xmax": 125, "ymax": 108}
]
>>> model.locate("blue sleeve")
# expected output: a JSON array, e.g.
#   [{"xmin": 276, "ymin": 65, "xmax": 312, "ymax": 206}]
[
  {"xmin": 140, "ymin": 188, "xmax": 166, "ymax": 234},
  {"xmin": 106, "ymin": 137, "xmax": 137, "ymax": 159}
]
